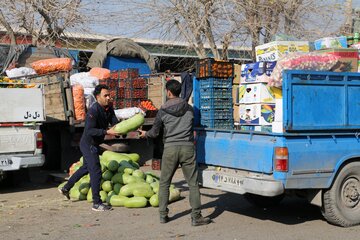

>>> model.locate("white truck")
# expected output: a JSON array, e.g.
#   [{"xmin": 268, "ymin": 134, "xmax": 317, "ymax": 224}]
[{"xmin": 0, "ymin": 83, "xmax": 45, "ymax": 180}]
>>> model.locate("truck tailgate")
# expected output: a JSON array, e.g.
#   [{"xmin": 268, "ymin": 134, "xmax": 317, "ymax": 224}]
[
  {"xmin": 0, "ymin": 127, "xmax": 37, "ymax": 154},
  {"xmin": 196, "ymin": 129, "xmax": 276, "ymax": 174},
  {"xmin": 0, "ymin": 88, "xmax": 45, "ymax": 122}
]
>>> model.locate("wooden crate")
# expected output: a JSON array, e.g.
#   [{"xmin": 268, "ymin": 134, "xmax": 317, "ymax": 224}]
[
  {"xmin": 147, "ymin": 76, "xmax": 165, "ymax": 109},
  {"xmin": 27, "ymin": 72, "xmax": 74, "ymax": 123}
]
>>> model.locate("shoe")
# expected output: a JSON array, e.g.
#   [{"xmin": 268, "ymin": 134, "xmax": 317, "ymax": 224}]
[
  {"xmin": 191, "ymin": 215, "xmax": 211, "ymax": 226},
  {"xmin": 92, "ymin": 203, "xmax": 113, "ymax": 212},
  {"xmin": 160, "ymin": 215, "xmax": 170, "ymax": 224},
  {"xmin": 58, "ymin": 187, "xmax": 70, "ymax": 200}
]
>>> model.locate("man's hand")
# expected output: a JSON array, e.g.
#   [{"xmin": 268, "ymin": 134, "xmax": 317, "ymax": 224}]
[
  {"xmin": 106, "ymin": 126, "xmax": 119, "ymax": 136},
  {"xmin": 138, "ymin": 130, "xmax": 147, "ymax": 138}
]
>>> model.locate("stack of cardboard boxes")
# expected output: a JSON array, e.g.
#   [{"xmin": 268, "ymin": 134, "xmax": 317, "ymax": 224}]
[
  {"xmin": 235, "ymin": 40, "xmax": 311, "ymax": 132},
  {"xmin": 233, "ymin": 38, "xmax": 360, "ymax": 133}
]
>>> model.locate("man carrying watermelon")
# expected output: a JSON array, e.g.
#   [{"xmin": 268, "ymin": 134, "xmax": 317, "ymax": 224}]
[
  {"xmin": 59, "ymin": 84, "xmax": 119, "ymax": 211},
  {"xmin": 139, "ymin": 80, "xmax": 211, "ymax": 226}
]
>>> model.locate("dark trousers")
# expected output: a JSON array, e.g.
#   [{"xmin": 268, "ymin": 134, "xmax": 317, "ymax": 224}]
[
  {"xmin": 159, "ymin": 145, "xmax": 201, "ymax": 219},
  {"xmin": 64, "ymin": 143, "xmax": 102, "ymax": 204}
]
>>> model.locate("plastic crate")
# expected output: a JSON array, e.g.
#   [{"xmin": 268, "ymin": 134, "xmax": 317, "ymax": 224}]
[
  {"xmin": 118, "ymin": 88, "xmax": 147, "ymax": 99},
  {"xmin": 119, "ymin": 78, "xmax": 147, "ymax": 88},
  {"xmin": 200, "ymin": 98, "xmax": 233, "ymax": 109},
  {"xmin": 196, "ymin": 58, "xmax": 234, "ymax": 79},
  {"xmin": 200, "ymin": 87, "xmax": 232, "ymax": 99},
  {"xmin": 114, "ymin": 98, "xmax": 146, "ymax": 109},
  {"xmin": 111, "ymin": 69, "xmax": 139, "ymax": 79},
  {"xmin": 99, "ymin": 78, "xmax": 118, "ymax": 89},
  {"xmin": 200, "ymin": 108, "xmax": 233, "ymax": 120},
  {"xmin": 199, "ymin": 77, "xmax": 233, "ymax": 88},
  {"xmin": 200, "ymin": 119, "xmax": 234, "ymax": 129}
]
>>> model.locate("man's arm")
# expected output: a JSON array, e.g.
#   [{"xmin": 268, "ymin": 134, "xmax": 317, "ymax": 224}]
[{"xmin": 139, "ymin": 110, "xmax": 163, "ymax": 139}]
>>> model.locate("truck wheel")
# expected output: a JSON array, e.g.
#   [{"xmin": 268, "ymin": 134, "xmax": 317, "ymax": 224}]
[
  {"xmin": 244, "ymin": 193, "xmax": 285, "ymax": 208},
  {"xmin": 322, "ymin": 162, "xmax": 360, "ymax": 227}
]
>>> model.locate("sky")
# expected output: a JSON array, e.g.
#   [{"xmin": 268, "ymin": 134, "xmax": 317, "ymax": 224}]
[{"xmin": 84, "ymin": 0, "xmax": 360, "ymax": 41}]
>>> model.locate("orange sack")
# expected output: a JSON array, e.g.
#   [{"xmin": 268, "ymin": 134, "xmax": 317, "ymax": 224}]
[
  {"xmin": 89, "ymin": 67, "xmax": 110, "ymax": 80},
  {"xmin": 72, "ymin": 84, "xmax": 86, "ymax": 121},
  {"xmin": 31, "ymin": 58, "xmax": 72, "ymax": 74}
]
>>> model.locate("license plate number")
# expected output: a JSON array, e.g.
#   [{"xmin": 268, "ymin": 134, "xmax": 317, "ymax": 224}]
[
  {"xmin": 212, "ymin": 173, "xmax": 243, "ymax": 187},
  {"xmin": 0, "ymin": 157, "xmax": 12, "ymax": 166}
]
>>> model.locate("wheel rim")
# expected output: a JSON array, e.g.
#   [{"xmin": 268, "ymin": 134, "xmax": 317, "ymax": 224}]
[{"xmin": 341, "ymin": 177, "xmax": 360, "ymax": 208}]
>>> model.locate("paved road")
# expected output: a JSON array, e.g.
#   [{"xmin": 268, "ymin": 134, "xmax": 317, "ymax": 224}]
[{"xmin": 1, "ymin": 166, "xmax": 360, "ymax": 240}]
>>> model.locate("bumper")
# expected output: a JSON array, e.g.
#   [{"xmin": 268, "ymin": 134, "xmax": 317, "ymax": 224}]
[
  {"xmin": 0, "ymin": 155, "xmax": 45, "ymax": 171},
  {"xmin": 199, "ymin": 167, "xmax": 284, "ymax": 197}
]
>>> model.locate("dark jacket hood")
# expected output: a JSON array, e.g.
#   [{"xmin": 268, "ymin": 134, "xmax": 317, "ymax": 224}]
[{"xmin": 161, "ymin": 97, "xmax": 189, "ymax": 117}]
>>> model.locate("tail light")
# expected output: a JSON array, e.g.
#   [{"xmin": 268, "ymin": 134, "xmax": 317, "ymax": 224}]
[
  {"xmin": 36, "ymin": 132, "xmax": 43, "ymax": 149},
  {"xmin": 274, "ymin": 147, "xmax": 288, "ymax": 172}
]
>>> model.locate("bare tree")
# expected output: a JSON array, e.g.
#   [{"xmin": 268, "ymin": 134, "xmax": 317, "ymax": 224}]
[
  {"xmin": 103, "ymin": 0, "xmax": 343, "ymax": 61},
  {"xmin": 110, "ymin": 0, "xmax": 243, "ymax": 60},
  {"xmin": 231, "ymin": 0, "xmax": 344, "ymax": 60},
  {"xmin": 0, "ymin": 0, "xmax": 86, "ymax": 46},
  {"xmin": 340, "ymin": 0, "xmax": 353, "ymax": 35}
]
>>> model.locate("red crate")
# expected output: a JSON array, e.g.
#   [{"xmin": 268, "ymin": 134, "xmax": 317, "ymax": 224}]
[
  {"xmin": 99, "ymin": 79, "xmax": 118, "ymax": 89},
  {"xmin": 118, "ymin": 88, "xmax": 147, "ymax": 99},
  {"xmin": 110, "ymin": 71, "xmax": 120, "ymax": 80},
  {"xmin": 109, "ymin": 89, "xmax": 117, "ymax": 99},
  {"xmin": 119, "ymin": 78, "xmax": 147, "ymax": 88},
  {"xmin": 114, "ymin": 99, "xmax": 145, "ymax": 109},
  {"xmin": 119, "ymin": 69, "xmax": 139, "ymax": 79}
]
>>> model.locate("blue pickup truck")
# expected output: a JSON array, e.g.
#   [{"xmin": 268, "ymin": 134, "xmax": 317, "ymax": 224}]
[{"xmin": 194, "ymin": 70, "xmax": 360, "ymax": 227}]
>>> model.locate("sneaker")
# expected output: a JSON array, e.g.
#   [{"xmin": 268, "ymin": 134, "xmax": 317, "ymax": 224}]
[
  {"xmin": 191, "ymin": 215, "xmax": 212, "ymax": 226},
  {"xmin": 92, "ymin": 203, "xmax": 113, "ymax": 212},
  {"xmin": 58, "ymin": 187, "xmax": 70, "ymax": 200},
  {"xmin": 160, "ymin": 215, "xmax": 170, "ymax": 224}
]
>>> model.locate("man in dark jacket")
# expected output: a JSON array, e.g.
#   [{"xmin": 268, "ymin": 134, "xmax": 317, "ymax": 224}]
[
  {"xmin": 59, "ymin": 84, "xmax": 119, "ymax": 211},
  {"xmin": 139, "ymin": 80, "xmax": 211, "ymax": 226}
]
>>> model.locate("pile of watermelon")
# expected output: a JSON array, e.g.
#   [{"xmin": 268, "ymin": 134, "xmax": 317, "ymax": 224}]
[{"xmin": 58, "ymin": 150, "xmax": 181, "ymax": 208}]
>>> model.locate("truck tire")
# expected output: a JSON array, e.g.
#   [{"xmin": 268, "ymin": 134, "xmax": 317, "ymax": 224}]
[
  {"xmin": 244, "ymin": 193, "xmax": 285, "ymax": 208},
  {"xmin": 321, "ymin": 162, "xmax": 360, "ymax": 227}
]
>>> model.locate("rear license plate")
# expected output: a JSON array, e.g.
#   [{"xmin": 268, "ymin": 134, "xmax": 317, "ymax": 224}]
[
  {"xmin": 212, "ymin": 173, "xmax": 244, "ymax": 187},
  {"xmin": 0, "ymin": 157, "xmax": 12, "ymax": 166}
]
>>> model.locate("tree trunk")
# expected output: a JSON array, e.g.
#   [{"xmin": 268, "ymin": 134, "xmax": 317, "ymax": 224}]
[{"xmin": 0, "ymin": 10, "xmax": 16, "ymax": 45}]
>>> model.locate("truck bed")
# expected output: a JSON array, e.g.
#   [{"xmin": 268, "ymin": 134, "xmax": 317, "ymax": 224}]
[{"xmin": 195, "ymin": 71, "xmax": 360, "ymax": 194}]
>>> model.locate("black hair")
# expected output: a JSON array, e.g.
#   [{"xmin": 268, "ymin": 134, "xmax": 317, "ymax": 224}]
[
  {"xmin": 165, "ymin": 79, "xmax": 181, "ymax": 97},
  {"xmin": 93, "ymin": 84, "xmax": 109, "ymax": 97}
]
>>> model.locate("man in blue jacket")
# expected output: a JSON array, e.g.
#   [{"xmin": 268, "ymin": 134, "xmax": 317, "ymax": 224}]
[
  {"xmin": 139, "ymin": 79, "xmax": 211, "ymax": 226},
  {"xmin": 59, "ymin": 84, "xmax": 119, "ymax": 211}
]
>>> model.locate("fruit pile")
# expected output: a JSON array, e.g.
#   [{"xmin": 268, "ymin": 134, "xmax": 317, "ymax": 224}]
[
  {"xmin": 0, "ymin": 77, "xmax": 35, "ymax": 88},
  {"xmin": 139, "ymin": 100, "xmax": 158, "ymax": 118},
  {"xmin": 59, "ymin": 150, "xmax": 181, "ymax": 208},
  {"xmin": 139, "ymin": 100, "xmax": 157, "ymax": 111}
]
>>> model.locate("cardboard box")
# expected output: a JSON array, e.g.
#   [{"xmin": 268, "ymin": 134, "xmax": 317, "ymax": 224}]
[
  {"xmin": 255, "ymin": 41, "xmax": 310, "ymax": 61},
  {"xmin": 239, "ymin": 103, "xmax": 275, "ymax": 125},
  {"xmin": 314, "ymin": 36, "xmax": 347, "ymax": 50},
  {"xmin": 233, "ymin": 64, "xmax": 241, "ymax": 84},
  {"xmin": 318, "ymin": 48, "xmax": 359, "ymax": 72},
  {"xmin": 239, "ymin": 83, "xmax": 282, "ymax": 104},
  {"xmin": 240, "ymin": 62, "xmax": 276, "ymax": 84},
  {"xmin": 272, "ymin": 121, "xmax": 284, "ymax": 133},
  {"xmin": 274, "ymin": 98, "xmax": 283, "ymax": 122}
]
